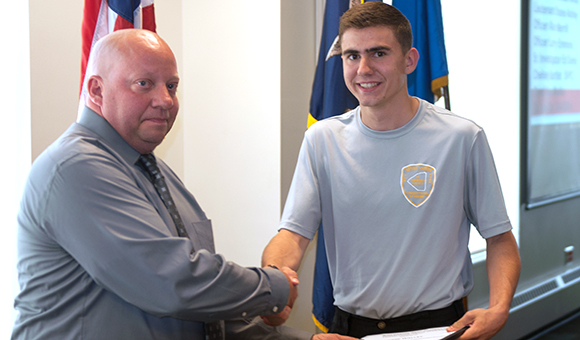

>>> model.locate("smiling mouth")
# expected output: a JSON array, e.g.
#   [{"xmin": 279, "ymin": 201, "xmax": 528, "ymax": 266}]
[{"xmin": 359, "ymin": 82, "xmax": 379, "ymax": 89}]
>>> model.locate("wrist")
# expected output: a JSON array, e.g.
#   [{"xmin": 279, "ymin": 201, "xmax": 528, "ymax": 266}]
[{"xmin": 488, "ymin": 303, "xmax": 511, "ymax": 319}]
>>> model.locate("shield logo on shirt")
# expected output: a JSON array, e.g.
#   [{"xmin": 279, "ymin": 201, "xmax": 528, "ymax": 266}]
[{"xmin": 400, "ymin": 164, "xmax": 436, "ymax": 207}]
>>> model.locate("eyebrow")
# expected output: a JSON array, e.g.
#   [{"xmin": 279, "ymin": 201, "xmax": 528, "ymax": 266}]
[{"xmin": 342, "ymin": 45, "xmax": 391, "ymax": 56}]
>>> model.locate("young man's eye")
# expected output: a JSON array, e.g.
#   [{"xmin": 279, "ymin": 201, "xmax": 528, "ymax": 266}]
[{"xmin": 348, "ymin": 54, "xmax": 359, "ymax": 61}]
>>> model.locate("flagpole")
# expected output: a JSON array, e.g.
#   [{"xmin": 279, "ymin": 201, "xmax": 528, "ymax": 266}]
[{"xmin": 443, "ymin": 85, "xmax": 451, "ymax": 111}]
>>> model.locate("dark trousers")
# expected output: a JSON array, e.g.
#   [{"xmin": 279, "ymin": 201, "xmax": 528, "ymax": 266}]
[{"xmin": 329, "ymin": 300, "xmax": 465, "ymax": 338}]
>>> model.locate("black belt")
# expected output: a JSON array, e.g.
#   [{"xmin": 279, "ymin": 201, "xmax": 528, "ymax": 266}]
[{"xmin": 329, "ymin": 300, "xmax": 466, "ymax": 338}]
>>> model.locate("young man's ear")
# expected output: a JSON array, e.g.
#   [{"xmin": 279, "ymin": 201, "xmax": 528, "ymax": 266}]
[
  {"xmin": 405, "ymin": 47, "xmax": 420, "ymax": 75},
  {"xmin": 87, "ymin": 76, "xmax": 104, "ymax": 108}
]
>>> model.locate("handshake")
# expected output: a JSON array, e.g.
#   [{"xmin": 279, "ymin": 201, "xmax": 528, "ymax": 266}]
[{"xmin": 260, "ymin": 265, "xmax": 300, "ymax": 327}]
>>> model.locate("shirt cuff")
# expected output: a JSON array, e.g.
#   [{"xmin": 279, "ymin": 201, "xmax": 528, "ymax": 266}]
[{"xmin": 263, "ymin": 267, "xmax": 289, "ymax": 315}]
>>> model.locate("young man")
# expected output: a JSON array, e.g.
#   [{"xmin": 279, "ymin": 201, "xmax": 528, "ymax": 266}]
[{"xmin": 262, "ymin": 2, "xmax": 520, "ymax": 339}]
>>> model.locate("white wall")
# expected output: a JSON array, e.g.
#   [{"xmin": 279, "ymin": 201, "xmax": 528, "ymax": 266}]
[
  {"xmin": 1, "ymin": 2, "xmax": 31, "ymax": 338},
  {"xmin": 181, "ymin": 1, "xmax": 282, "ymax": 267},
  {"xmin": 29, "ymin": 0, "xmax": 83, "ymax": 160}
]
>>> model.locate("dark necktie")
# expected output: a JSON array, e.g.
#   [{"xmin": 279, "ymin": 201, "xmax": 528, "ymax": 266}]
[
  {"xmin": 138, "ymin": 154, "xmax": 189, "ymax": 238},
  {"xmin": 204, "ymin": 320, "xmax": 225, "ymax": 340},
  {"xmin": 139, "ymin": 155, "xmax": 223, "ymax": 339}
]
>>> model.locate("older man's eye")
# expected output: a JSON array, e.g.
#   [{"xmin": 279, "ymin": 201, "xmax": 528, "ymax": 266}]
[{"xmin": 137, "ymin": 80, "xmax": 150, "ymax": 87}]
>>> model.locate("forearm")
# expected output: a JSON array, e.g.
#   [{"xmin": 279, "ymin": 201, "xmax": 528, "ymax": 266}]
[
  {"xmin": 262, "ymin": 229, "xmax": 310, "ymax": 271},
  {"xmin": 448, "ymin": 231, "xmax": 521, "ymax": 338},
  {"xmin": 486, "ymin": 231, "xmax": 521, "ymax": 312}
]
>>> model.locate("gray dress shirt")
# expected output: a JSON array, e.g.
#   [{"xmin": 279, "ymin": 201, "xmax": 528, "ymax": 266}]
[{"xmin": 13, "ymin": 107, "xmax": 309, "ymax": 340}]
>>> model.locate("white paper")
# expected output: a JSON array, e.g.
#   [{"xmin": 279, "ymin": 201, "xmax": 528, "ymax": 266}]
[{"xmin": 362, "ymin": 326, "xmax": 456, "ymax": 340}]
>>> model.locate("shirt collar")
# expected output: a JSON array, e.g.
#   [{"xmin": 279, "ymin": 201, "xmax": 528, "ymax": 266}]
[{"xmin": 78, "ymin": 106, "xmax": 143, "ymax": 165}]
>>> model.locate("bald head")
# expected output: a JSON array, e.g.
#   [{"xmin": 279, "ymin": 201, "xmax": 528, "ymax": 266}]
[
  {"xmin": 84, "ymin": 29, "xmax": 180, "ymax": 154},
  {"xmin": 84, "ymin": 29, "xmax": 175, "ymax": 101}
]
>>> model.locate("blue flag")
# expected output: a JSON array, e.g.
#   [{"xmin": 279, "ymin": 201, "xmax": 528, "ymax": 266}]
[
  {"xmin": 308, "ymin": 0, "xmax": 358, "ymax": 128},
  {"xmin": 309, "ymin": 0, "xmax": 449, "ymax": 332},
  {"xmin": 396, "ymin": 0, "xmax": 449, "ymax": 103}
]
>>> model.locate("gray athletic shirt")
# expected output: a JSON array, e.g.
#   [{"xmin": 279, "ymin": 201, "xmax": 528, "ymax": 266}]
[{"xmin": 280, "ymin": 98, "xmax": 512, "ymax": 319}]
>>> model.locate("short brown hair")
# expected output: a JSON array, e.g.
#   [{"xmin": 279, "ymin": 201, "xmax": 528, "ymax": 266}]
[{"xmin": 338, "ymin": 2, "xmax": 413, "ymax": 53}]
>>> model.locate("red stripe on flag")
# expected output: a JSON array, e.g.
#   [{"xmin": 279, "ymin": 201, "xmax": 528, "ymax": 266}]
[
  {"xmin": 142, "ymin": 4, "xmax": 156, "ymax": 32},
  {"xmin": 80, "ymin": 0, "xmax": 102, "ymax": 96},
  {"xmin": 114, "ymin": 16, "xmax": 135, "ymax": 31}
]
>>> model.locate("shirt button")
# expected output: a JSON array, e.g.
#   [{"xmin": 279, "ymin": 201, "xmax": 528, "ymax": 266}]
[
  {"xmin": 272, "ymin": 306, "xmax": 279, "ymax": 313},
  {"xmin": 377, "ymin": 321, "xmax": 386, "ymax": 329},
  {"xmin": 242, "ymin": 312, "xmax": 247, "ymax": 317}
]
